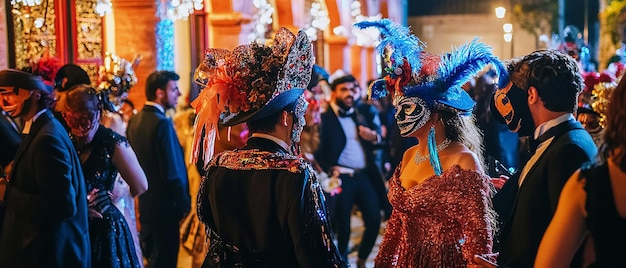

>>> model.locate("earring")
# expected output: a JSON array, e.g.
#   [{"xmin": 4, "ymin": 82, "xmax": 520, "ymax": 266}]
[{"xmin": 428, "ymin": 125, "xmax": 443, "ymax": 176}]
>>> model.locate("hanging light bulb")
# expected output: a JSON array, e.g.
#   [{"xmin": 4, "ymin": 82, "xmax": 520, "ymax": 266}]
[
  {"xmin": 163, "ymin": 0, "xmax": 204, "ymax": 20},
  {"xmin": 11, "ymin": 0, "xmax": 42, "ymax": 6},
  {"xmin": 305, "ymin": 0, "xmax": 330, "ymax": 40},
  {"xmin": 95, "ymin": 0, "xmax": 113, "ymax": 17},
  {"xmin": 248, "ymin": 0, "xmax": 274, "ymax": 43}
]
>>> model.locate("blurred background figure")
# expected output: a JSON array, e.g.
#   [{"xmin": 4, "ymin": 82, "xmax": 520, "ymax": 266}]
[
  {"xmin": 578, "ymin": 70, "xmax": 617, "ymax": 148},
  {"xmin": 307, "ymin": 64, "xmax": 331, "ymax": 109},
  {"xmin": 316, "ymin": 70, "xmax": 387, "ymax": 267},
  {"xmin": 471, "ymin": 69, "xmax": 520, "ymax": 178},
  {"xmin": 126, "ymin": 70, "xmax": 191, "ymax": 268},
  {"xmin": 535, "ymin": 63, "xmax": 626, "ymax": 268},
  {"xmin": 55, "ymin": 84, "xmax": 148, "ymax": 268},
  {"xmin": 551, "ymin": 25, "xmax": 595, "ymax": 72},
  {"xmin": 120, "ymin": 99, "xmax": 137, "ymax": 124}
]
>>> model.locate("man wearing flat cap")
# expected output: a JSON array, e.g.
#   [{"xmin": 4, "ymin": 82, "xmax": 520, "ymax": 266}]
[{"xmin": 0, "ymin": 69, "xmax": 90, "ymax": 267}]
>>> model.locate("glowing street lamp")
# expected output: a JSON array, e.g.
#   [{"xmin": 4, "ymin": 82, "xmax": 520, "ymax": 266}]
[
  {"xmin": 503, "ymin": 33, "xmax": 513, "ymax": 42},
  {"xmin": 503, "ymin": 23, "xmax": 513, "ymax": 33},
  {"xmin": 495, "ymin": 7, "xmax": 506, "ymax": 19}
]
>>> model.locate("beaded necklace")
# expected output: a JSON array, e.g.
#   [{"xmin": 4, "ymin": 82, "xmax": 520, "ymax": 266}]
[{"xmin": 413, "ymin": 138, "xmax": 452, "ymax": 164}]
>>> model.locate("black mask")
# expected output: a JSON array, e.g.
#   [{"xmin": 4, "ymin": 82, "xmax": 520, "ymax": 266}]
[{"xmin": 491, "ymin": 83, "xmax": 535, "ymax": 137}]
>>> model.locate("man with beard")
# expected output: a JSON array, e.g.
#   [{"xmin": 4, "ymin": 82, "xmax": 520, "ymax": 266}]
[
  {"xmin": 473, "ymin": 50, "xmax": 598, "ymax": 267},
  {"xmin": 126, "ymin": 70, "xmax": 190, "ymax": 267},
  {"xmin": 0, "ymin": 69, "xmax": 90, "ymax": 267},
  {"xmin": 315, "ymin": 72, "xmax": 389, "ymax": 267}
]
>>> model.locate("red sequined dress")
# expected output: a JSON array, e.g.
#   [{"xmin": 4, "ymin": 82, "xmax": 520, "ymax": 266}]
[{"xmin": 375, "ymin": 164, "xmax": 495, "ymax": 267}]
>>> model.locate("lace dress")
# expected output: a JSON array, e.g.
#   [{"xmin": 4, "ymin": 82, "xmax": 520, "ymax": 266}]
[
  {"xmin": 75, "ymin": 125, "xmax": 141, "ymax": 268},
  {"xmin": 375, "ymin": 164, "xmax": 495, "ymax": 267}
]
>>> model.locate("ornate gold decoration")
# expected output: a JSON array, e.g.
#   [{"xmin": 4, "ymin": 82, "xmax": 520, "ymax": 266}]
[
  {"xmin": 12, "ymin": 2, "xmax": 57, "ymax": 70},
  {"xmin": 75, "ymin": 0, "xmax": 103, "ymax": 60}
]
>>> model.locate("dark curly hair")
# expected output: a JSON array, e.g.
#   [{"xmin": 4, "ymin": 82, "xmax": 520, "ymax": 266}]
[{"xmin": 507, "ymin": 50, "xmax": 583, "ymax": 113}]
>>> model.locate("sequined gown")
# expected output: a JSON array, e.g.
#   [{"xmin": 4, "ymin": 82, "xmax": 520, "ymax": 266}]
[
  {"xmin": 75, "ymin": 125, "xmax": 141, "ymax": 268},
  {"xmin": 375, "ymin": 164, "xmax": 495, "ymax": 267}
]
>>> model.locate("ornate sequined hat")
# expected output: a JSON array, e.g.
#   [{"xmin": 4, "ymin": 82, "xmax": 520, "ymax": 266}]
[
  {"xmin": 355, "ymin": 19, "xmax": 509, "ymax": 115},
  {"xmin": 191, "ymin": 27, "xmax": 313, "ymax": 164}
]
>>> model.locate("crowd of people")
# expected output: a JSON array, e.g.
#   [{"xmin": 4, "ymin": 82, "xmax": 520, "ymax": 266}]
[{"xmin": 0, "ymin": 18, "xmax": 625, "ymax": 268}]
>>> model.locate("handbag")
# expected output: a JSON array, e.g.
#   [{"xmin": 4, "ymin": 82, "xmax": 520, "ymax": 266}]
[{"xmin": 180, "ymin": 211, "xmax": 201, "ymax": 254}]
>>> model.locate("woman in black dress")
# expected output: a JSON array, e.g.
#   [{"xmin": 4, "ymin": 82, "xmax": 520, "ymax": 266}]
[{"xmin": 56, "ymin": 84, "xmax": 148, "ymax": 267}]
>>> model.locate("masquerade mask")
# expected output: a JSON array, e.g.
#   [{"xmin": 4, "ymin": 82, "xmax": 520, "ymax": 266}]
[
  {"xmin": 63, "ymin": 111, "xmax": 99, "ymax": 138},
  {"xmin": 0, "ymin": 90, "xmax": 33, "ymax": 118},
  {"xmin": 393, "ymin": 95, "xmax": 430, "ymax": 137},
  {"xmin": 491, "ymin": 82, "xmax": 535, "ymax": 137}
]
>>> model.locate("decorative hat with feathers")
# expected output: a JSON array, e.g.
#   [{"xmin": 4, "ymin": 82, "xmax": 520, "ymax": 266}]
[
  {"xmin": 191, "ymin": 28, "xmax": 313, "ymax": 166},
  {"xmin": 355, "ymin": 19, "xmax": 509, "ymax": 115}
]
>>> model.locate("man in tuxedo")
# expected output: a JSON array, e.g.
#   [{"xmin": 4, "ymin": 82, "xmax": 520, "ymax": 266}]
[
  {"xmin": 126, "ymin": 70, "xmax": 190, "ymax": 267},
  {"xmin": 0, "ymin": 69, "xmax": 90, "ymax": 267},
  {"xmin": 474, "ymin": 50, "xmax": 598, "ymax": 267},
  {"xmin": 315, "ymin": 72, "xmax": 389, "ymax": 267}
]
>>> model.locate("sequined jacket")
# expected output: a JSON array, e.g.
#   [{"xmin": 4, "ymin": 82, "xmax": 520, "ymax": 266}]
[
  {"xmin": 198, "ymin": 137, "xmax": 346, "ymax": 268},
  {"xmin": 375, "ymin": 164, "xmax": 495, "ymax": 267}
]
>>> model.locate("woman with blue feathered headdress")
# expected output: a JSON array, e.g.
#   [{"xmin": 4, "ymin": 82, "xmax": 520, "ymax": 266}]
[{"xmin": 355, "ymin": 19, "xmax": 508, "ymax": 267}]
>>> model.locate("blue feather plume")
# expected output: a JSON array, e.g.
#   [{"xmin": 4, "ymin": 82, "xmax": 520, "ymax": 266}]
[
  {"xmin": 438, "ymin": 38, "xmax": 509, "ymax": 93},
  {"xmin": 354, "ymin": 19, "xmax": 424, "ymax": 74}
]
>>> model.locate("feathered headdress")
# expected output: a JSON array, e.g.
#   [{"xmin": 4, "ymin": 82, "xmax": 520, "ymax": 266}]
[
  {"xmin": 355, "ymin": 19, "xmax": 509, "ymax": 115},
  {"xmin": 191, "ymin": 28, "xmax": 313, "ymax": 166},
  {"xmin": 29, "ymin": 48, "xmax": 60, "ymax": 92},
  {"xmin": 355, "ymin": 19, "xmax": 508, "ymax": 176},
  {"xmin": 97, "ymin": 52, "xmax": 140, "ymax": 97}
]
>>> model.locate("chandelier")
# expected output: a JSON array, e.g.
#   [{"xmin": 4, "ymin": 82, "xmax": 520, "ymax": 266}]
[
  {"xmin": 159, "ymin": 0, "xmax": 204, "ymax": 20},
  {"xmin": 331, "ymin": 0, "xmax": 381, "ymax": 47},
  {"xmin": 248, "ymin": 0, "xmax": 274, "ymax": 43},
  {"xmin": 95, "ymin": 0, "xmax": 112, "ymax": 17},
  {"xmin": 10, "ymin": 0, "xmax": 42, "ymax": 6},
  {"xmin": 304, "ymin": 0, "xmax": 329, "ymax": 41}
]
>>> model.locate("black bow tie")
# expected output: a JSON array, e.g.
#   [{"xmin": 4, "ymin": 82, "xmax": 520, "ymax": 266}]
[{"xmin": 338, "ymin": 108, "xmax": 354, "ymax": 118}]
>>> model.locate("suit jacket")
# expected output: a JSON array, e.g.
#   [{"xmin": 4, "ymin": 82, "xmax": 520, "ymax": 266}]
[
  {"xmin": 315, "ymin": 102, "xmax": 390, "ymax": 212},
  {"xmin": 496, "ymin": 119, "xmax": 597, "ymax": 267},
  {"xmin": 0, "ymin": 110, "xmax": 91, "ymax": 268},
  {"xmin": 0, "ymin": 112, "xmax": 21, "ymax": 168},
  {"xmin": 127, "ymin": 105, "xmax": 191, "ymax": 223},
  {"xmin": 199, "ymin": 137, "xmax": 346, "ymax": 267}
]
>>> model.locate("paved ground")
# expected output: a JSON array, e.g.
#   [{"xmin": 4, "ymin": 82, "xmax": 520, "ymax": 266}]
[{"xmin": 177, "ymin": 214, "xmax": 385, "ymax": 268}]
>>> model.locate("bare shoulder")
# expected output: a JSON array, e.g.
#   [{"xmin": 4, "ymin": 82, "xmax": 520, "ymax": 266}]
[{"xmin": 441, "ymin": 142, "xmax": 483, "ymax": 172}]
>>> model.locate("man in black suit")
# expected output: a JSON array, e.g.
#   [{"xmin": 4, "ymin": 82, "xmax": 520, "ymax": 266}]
[
  {"xmin": 473, "ymin": 50, "xmax": 598, "ymax": 267},
  {"xmin": 127, "ymin": 70, "xmax": 190, "ymax": 267},
  {"xmin": 0, "ymin": 69, "xmax": 90, "ymax": 267},
  {"xmin": 315, "ymin": 72, "xmax": 389, "ymax": 267},
  {"xmin": 1, "ymin": 110, "xmax": 21, "ymax": 177}
]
